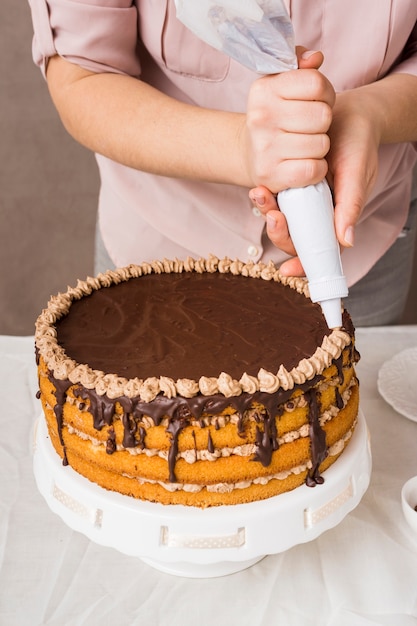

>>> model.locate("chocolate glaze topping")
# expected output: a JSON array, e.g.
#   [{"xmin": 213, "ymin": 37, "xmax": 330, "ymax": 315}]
[{"xmin": 55, "ymin": 272, "xmax": 331, "ymax": 380}]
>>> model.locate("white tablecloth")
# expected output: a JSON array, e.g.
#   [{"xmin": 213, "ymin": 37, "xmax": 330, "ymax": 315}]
[{"xmin": 1, "ymin": 329, "xmax": 417, "ymax": 626}]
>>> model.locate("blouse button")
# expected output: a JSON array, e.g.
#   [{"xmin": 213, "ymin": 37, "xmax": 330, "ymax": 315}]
[{"xmin": 247, "ymin": 245, "xmax": 258, "ymax": 257}]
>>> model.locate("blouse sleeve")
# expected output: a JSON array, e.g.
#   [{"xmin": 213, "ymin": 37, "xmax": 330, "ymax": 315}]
[
  {"xmin": 27, "ymin": 0, "xmax": 141, "ymax": 78},
  {"xmin": 390, "ymin": 21, "xmax": 417, "ymax": 77}
]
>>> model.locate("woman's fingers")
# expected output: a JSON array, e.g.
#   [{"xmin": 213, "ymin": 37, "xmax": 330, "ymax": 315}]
[
  {"xmin": 249, "ymin": 186, "xmax": 299, "ymax": 258},
  {"xmin": 247, "ymin": 47, "xmax": 337, "ymax": 276},
  {"xmin": 264, "ymin": 209, "xmax": 296, "ymax": 256},
  {"xmin": 278, "ymin": 256, "xmax": 305, "ymax": 277},
  {"xmin": 295, "ymin": 47, "xmax": 324, "ymax": 71}
]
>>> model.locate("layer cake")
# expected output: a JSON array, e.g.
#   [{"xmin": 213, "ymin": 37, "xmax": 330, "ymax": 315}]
[{"xmin": 35, "ymin": 256, "xmax": 359, "ymax": 508}]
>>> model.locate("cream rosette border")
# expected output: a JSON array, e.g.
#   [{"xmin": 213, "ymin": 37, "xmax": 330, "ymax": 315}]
[{"xmin": 35, "ymin": 256, "xmax": 351, "ymax": 402}]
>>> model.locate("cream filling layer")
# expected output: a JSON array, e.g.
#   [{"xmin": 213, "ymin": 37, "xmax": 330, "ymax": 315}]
[{"xmin": 121, "ymin": 423, "xmax": 356, "ymax": 494}]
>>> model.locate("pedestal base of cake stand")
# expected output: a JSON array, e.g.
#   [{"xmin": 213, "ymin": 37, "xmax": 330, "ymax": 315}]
[
  {"xmin": 139, "ymin": 554, "xmax": 265, "ymax": 578},
  {"xmin": 33, "ymin": 411, "xmax": 371, "ymax": 578}
]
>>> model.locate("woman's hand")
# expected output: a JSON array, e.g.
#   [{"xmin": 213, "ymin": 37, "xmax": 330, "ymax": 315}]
[
  {"xmin": 250, "ymin": 85, "xmax": 382, "ymax": 276},
  {"xmin": 243, "ymin": 48, "xmax": 334, "ymax": 193},
  {"xmin": 326, "ymin": 89, "xmax": 381, "ymax": 251},
  {"xmin": 249, "ymin": 55, "xmax": 417, "ymax": 277},
  {"xmin": 244, "ymin": 47, "xmax": 335, "ymax": 275},
  {"xmin": 327, "ymin": 73, "xmax": 417, "ymax": 251}
]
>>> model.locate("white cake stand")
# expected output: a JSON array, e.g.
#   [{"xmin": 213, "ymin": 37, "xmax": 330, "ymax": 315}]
[{"xmin": 33, "ymin": 411, "xmax": 371, "ymax": 578}]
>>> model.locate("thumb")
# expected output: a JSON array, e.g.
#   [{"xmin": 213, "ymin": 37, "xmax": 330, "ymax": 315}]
[{"xmin": 296, "ymin": 46, "xmax": 324, "ymax": 70}]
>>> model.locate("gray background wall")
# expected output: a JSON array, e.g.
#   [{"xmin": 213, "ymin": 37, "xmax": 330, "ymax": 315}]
[
  {"xmin": 1, "ymin": 0, "xmax": 99, "ymax": 336},
  {"xmin": 1, "ymin": 1, "xmax": 416, "ymax": 336}
]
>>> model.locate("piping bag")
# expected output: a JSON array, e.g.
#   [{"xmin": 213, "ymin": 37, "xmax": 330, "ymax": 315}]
[{"xmin": 175, "ymin": 0, "xmax": 348, "ymax": 329}]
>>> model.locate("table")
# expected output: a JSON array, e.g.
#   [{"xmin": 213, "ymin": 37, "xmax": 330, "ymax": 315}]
[{"xmin": 1, "ymin": 329, "xmax": 417, "ymax": 626}]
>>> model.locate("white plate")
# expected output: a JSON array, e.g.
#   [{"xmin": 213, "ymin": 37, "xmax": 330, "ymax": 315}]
[
  {"xmin": 401, "ymin": 476, "xmax": 417, "ymax": 537},
  {"xmin": 33, "ymin": 411, "xmax": 371, "ymax": 578},
  {"xmin": 377, "ymin": 347, "xmax": 417, "ymax": 422}
]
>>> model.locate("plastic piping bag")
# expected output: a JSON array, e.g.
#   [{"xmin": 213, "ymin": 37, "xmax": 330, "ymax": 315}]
[{"xmin": 175, "ymin": 0, "xmax": 348, "ymax": 328}]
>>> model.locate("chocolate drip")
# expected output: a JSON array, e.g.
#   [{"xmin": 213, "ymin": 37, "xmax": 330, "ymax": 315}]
[
  {"xmin": 106, "ymin": 427, "xmax": 116, "ymax": 455},
  {"xmin": 335, "ymin": 387, "xmax": 344, "ymax": 410},
  {"xmin": 166, "ymin": 418, "xmax": 186, "ymax": 483},
  {"xmin": 133, "ymin": 395, "xmax": 181, "ymax": 427},
  {"xmin": 192, "ymin": 430, "xmax": 198, "ymax": 454},
  {"xmin": 253, "ymin": 410, "xmax": 279, "ymax": 467},
  {"xmin": 74, "ymin": 387, "xmax": 115, "ymax": 430},
  {"xmin": 118, "ymin": 397, "xmax": 137, "ymax": 448},
  {"xmin": 137, "ymin": 426, "xmax": 146, "ymax": 449},
  {"xmin": 50, "ymin": 377, "xmax": 73, "ymax": 466},
  {"xmin": 305, "ymin": 390, "xmax": 327, "ymax": 486},
  {"xmin": 47, "ymin": 368, "xmax": 330, "ymax": 484},
  {"xmin": 334, "ymin": 353, "xmax": 344, "ymax": 384},
  {"xmin": 207, "ymin": 431, "xmax": 215, "ymax": 454}
]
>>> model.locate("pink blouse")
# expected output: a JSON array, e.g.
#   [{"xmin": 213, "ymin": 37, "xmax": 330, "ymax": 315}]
[{"xmin": 28, "ymin": 0, "xmax": 417, "ymax": 285}]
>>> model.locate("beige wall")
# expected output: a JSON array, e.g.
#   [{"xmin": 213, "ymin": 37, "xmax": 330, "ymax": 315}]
[{"xmin": 1, "ymin": 1, "xmax": 416, "ymax": 335}]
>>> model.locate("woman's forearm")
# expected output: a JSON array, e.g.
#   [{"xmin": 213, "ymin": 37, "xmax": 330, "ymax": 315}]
[
  {"xmin": 46, "ymin": 52, "xmax": 335, "ymax": 195},
  {"xmin": 377, "ymin": 73, "xmax": 417, "ymax": 143},
  {"xmin": 47, "ymin": 54, "xmax": 417, "ymax": 204},
  {"xmin": 46, "ymin": 55, "xmax": 249, "ymax": 187},
  {"xmin": 334, "ymin": 72, "xmax": 417, "ymax": 145}
]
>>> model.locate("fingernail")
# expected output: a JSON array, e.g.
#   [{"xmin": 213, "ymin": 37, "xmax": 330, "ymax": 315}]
[
  {"xmin": 344, "ymin": 226, "xmax": 355, "ymax": 247},
  {"xmin": 250, "ymin": 193, "xmax": 265, "ymax": 208},
  {"xmin": 266, "ymin": 213, "xmax": 276, "ymax": 231},
  {"xmin": 301, "ymin": 50, "xmax": 319, "ymax": 60}
]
